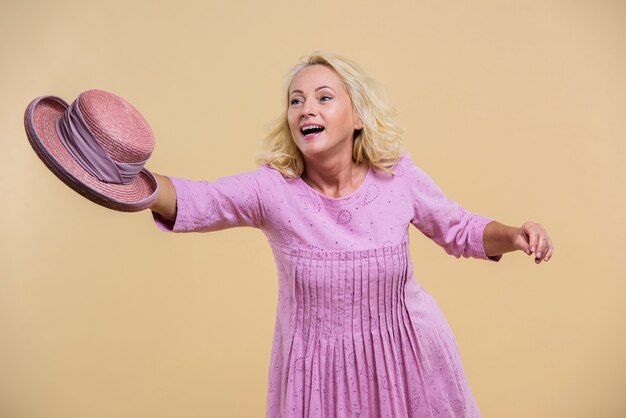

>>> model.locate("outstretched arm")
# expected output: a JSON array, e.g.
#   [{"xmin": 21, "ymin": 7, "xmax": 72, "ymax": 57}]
[
  {"xmin": 149, "ymin": 173, "xmax": 177, "ymax": 222},
  {"xmin": 483, "ymin": 221, "xmax": 553, "ymax": 264}
]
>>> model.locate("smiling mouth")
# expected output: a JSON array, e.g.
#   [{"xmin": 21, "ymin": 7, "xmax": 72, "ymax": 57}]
[{"xmin": 300, "ymin": 125, "xmax": 325, "ymax": 139}]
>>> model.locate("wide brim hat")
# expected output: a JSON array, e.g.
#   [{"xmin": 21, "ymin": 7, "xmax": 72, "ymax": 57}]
[{"xmin": 24, "ymin": 90, "xmax": 159, "ymax": 212}]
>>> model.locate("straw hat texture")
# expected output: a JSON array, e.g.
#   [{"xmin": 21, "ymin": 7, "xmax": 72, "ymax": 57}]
[{"xmin": 24, "ymin": 89, "xmax": 159, "ymax": 212}]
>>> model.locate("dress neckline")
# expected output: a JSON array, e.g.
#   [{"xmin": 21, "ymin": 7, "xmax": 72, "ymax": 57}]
[{"xmin": 296, "ymin": 165, "xmax": 372, "ymax": 202}]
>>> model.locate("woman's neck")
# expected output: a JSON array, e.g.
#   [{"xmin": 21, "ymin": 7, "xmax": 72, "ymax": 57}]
[{"xmin": 302, "ymin": 155, "xmax": 368, "ymax": 199}]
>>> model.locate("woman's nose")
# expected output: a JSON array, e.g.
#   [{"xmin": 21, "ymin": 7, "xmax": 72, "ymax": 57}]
[{"xmin": 301, "ymin": 101, "xmax": 317, "ymax": 118}]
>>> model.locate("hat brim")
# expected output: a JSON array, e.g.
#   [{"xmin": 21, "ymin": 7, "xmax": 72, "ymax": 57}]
[{"xmin": 24, "ymin": 96, "xmax": 159, "ymax": 212}]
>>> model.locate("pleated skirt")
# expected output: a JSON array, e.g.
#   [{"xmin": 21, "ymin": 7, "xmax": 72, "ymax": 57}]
[{"xmin": 266, "ymin": 242, "xmax": 480, "ymax": 418}]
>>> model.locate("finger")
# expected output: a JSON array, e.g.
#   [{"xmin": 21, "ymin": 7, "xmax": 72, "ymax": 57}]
[
  {"xmin": 535, "ymin": 234, "xmax": 548, "ymax": 260},
  {"xmin": 534, "ymin": 242, "xmax": 544, "ymax": 263},
  {"xmin": 542, "ymin": 238, "xmax": 552, "ymax": 260},
  {"xmin": 527, "ymin": 228, "xmax": 539, "ymax": 255},
  {"xmin": 523, "ymin": 242, "xmax": 532, "ymax": 255},
  {"xmin": 543, "ymin": 242, "xmax": 554, "ymax": 262},
  {"xmin": 536, "ymin": 238, "xmax": 554, "ymax": 264},
  {"xmin": 517, "ymin": 224, "xmax": 532, "ymax": 254}
]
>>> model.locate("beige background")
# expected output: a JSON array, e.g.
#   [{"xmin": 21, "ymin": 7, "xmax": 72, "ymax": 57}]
[{"xmin": 1, "ymin": 0, "xmax": 625, "ymax": 417}]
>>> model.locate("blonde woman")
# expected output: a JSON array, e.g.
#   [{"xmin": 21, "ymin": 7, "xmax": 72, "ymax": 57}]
[{"xmin": 150, "ymin": 52, "xmax": 553, "ymax": 418}]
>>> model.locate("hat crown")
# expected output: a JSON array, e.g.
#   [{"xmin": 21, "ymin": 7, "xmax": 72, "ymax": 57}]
[{"xmin": 77, "ymin": 90, "xmax": 154, "ymax": 163}]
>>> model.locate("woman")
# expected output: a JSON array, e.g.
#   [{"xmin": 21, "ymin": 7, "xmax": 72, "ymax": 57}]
[{"xmin": 150, "ymin": 52, "xmax": 553, "ymax": 418}]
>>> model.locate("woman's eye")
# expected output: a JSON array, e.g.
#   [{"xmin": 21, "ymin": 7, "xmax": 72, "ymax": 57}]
[
  {"xmin": 290, "ymin": 98, "xmax": 303, "ymax": 105},
  {"xmin": 320, "ymin": 96, "xmax": 332, "ymax": 102}
]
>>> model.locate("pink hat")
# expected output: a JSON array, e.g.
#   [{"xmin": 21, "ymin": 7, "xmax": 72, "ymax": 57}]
[{"xmin": 24, "ymin": 89, "xmax": 159, "ymax": 212}]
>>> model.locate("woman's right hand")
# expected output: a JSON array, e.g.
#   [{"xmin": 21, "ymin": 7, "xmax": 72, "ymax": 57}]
[{"xmin": 149, "ymin": 173, "xmax": 178, "ymax": 222}]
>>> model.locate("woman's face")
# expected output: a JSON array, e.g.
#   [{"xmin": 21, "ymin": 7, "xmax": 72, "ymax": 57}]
[{"xmin": 287, "ymin": 64, "xmax": 362, "ymax": 163}]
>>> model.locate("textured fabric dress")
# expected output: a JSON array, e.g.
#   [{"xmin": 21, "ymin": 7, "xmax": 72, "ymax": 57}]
[{"xmin": 154, "ymin": 153, "xmax": 495, "ymax": 418}]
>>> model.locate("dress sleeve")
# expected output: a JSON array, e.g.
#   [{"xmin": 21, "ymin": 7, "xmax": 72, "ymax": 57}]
[
  {"xmin": 152, "ymin": 168, "xmax": 265, "ymax": 233},
  {"xmin": 404, "ymin": 154, "xmax": 498, "ymax": 260}
]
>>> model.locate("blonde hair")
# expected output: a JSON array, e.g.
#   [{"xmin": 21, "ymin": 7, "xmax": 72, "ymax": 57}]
[{"xmin": 257, "ymin": 51, "xmax": 404, "ymax": 178}]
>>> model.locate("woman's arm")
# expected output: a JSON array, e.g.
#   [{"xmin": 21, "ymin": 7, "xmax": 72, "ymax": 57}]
[
  {"xmin": 483, "ymin": 221, "xmax": 553, "ymax": 264},
  {"xmin": 149, "ymin": 173, "xmax": 177, "ymax": 222}
]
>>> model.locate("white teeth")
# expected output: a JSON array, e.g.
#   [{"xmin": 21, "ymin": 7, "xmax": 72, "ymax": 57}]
[{"xmin": 302, "ymin": 125, "xmax": 323, "ymax": 133}]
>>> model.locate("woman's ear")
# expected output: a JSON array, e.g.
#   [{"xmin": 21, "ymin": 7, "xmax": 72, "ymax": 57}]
[{"xmin": 354, "ymin": 116, "xmax": 363, "ymax": 130}]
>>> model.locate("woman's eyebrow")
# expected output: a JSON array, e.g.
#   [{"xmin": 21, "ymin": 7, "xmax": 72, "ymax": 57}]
[{"xmin": 289, "ymin": 86, "xmax": 335, "ymax": 96}]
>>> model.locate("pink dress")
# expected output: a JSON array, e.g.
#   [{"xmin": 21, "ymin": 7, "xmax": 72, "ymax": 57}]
[{"xmin": 154, "ymin": 153, "xmax": 495, "ymax": 418}]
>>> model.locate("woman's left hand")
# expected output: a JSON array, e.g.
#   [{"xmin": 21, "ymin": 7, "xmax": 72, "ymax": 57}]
[{"xmin": 513, "ymin": 222, "xmax": 554, "ymax": 264}]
